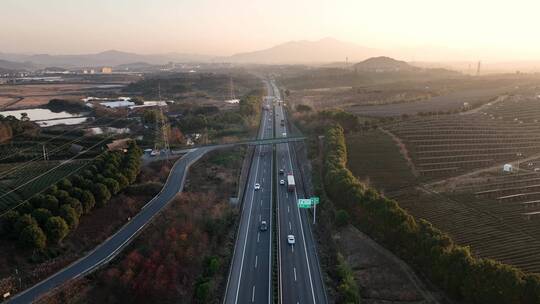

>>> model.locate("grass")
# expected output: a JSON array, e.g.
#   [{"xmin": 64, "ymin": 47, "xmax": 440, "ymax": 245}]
[{"xmin": 346, "ymin": 129, "xmax": 417, "ymax": 192}]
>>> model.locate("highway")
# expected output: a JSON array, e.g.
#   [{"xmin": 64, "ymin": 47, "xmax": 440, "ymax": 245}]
[
  {"xmin": 8, "ymin": 147, "xmax": 214, "ymax": 304},
  {"xmin": 271, "ymin": 81, "xmax": 327, "ymax": 304},
  {"xmin": 224, "ymin": 79, "xmax": 327, "ymax": 304},
  {"xmin": 223, "ymin": 84, "xmax": 275, "ymax": 304}
]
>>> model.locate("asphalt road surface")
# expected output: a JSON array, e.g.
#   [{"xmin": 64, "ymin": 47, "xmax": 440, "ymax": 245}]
[
  {"xmin": 8, "ymin": 147, "xmax": 213, "ymax": 304},
  {"xmin": 272, "ymin": 81, "xmax": 327, "ymax": 304},
  {"xmin": 224, "ymin": 79, "xmax": 327, "ymax": 304},
  {"xmin": 224, "ymin": 83, "xmax": 274, "ymax": 304}
]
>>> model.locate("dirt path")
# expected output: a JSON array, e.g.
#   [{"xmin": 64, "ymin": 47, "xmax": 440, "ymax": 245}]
[
  {"xmin": 428, "ymin": 151, "xmax": 540, "ymax": 191},
  {"xmin": 380, "ymin": 126, "xmax": 419, "ymax": 177}
]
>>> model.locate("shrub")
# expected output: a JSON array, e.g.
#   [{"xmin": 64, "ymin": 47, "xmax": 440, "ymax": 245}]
[
  {"xmin": 19, "ymin": 224, "xmax": 47, "ymax": 250},
  {"xmin": 59, "ymin": 205, "xmax": 79, "ymax": 229},
  {"xmin": 44, "ymin": 216, "xmax": 69, "ymax": 244}
]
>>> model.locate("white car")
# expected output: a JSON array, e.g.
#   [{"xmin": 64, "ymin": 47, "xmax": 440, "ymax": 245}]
[
  {"xmin": 254, "ymin": 183, "xmax": 261, "ymax": 190},
  {"xmin": 282, "ymin": 132, "xmax": 287, "ymax": 137},
  {"xmin": 287, "ymin": 235, "xmax": 295, "ymax": 245},
  {"xmin": 280, "ymin": 179, "xmax": 285, "ymax": 185}
]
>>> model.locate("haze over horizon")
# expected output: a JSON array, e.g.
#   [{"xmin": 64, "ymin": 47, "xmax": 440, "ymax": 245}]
[{"xmin": 3, "ymin": 0, "xmax": 540, "ymax": 62}]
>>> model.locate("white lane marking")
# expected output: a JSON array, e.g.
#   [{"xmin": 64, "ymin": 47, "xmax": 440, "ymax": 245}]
[
  {"xmin": 252, "ymin": 285, "xmax": 256, "ymax": 303},
  {"xmin": 292, "ymin": 245, "xmax": 294, "ymax": 253},
  {"xmin": 289, "ymin": 221, "xmax": 292, "ymax": 230},
  {"xmin": 260, "ymin": 199, "xmax": 263, "ymax": 207},
  {"xmin": 294, "ymin": 267, "xmax": 297, "ymax": 281},
  {"xmin": 262, "ymin": 177, "xmax": 265, "ymax": 183},
  {"xmin": 255, "ymin": 255, "xmax": 258, "ymax": 268},
  {"xmin": 257, "ymin": 232, "xmax": 260, "ymax": 243},
  {"xmin": 286, "ymin": 193, "xmax": 288, "ymax": 199},
  {"xmin": 234, "ymin": 116, "xmax": 265, "ymax": 304},
  {"xmin": 259, "ymin": 214, "xmax": 261, "ymax": 222},
  {"xmin": 285, "ymin": 135, "xmax": 317, "ymax": 304},
  {"xmin": 288, "ymin": 206, "xmax": 290, "ymax": 213}
]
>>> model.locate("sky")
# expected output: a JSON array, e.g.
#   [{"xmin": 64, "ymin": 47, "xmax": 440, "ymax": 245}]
[{"xmin": 2, "ymin": 0, "xmax": 540, "ymax": 61}]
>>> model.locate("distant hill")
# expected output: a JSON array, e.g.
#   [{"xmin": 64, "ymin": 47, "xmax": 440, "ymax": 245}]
[
  {"xmin": 0, "ymin": 50, "xmax": 213, "ymax": 68},
  {"xmin": 353, "ymin": 56, "xmax": 417, "ymax": 72},
  {"xmin": 226, "ymin": 38, "xmax": 379, "ymax": 64},
  {"xmin": 0, "ymin": 59, "xmax": 36, "ymax": 71}
]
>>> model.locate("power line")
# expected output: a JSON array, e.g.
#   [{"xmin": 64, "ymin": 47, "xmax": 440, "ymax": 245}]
[
  {"xmin": 0, "ymin": 118, "xmax": 140, "ymax": 212},
  {"xmin": 0, "ymin": 147, "xmax": 112, "ymax": 217},
  {"xmin": 0, "ymin": 132, "xmax": 119, "ymax": 202},
  {"xmin": 0, "ymin": 115, "xmax": 132, "ymax": 179},
  {"xmin": 0, "ymin": 114, "xmax": 116, "ymax": 162}
]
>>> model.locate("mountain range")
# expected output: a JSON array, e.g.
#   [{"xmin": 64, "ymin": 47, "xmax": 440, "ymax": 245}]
[{"xmin": 0, "ymin": 38, "xmax": 388, "ymax": 70}]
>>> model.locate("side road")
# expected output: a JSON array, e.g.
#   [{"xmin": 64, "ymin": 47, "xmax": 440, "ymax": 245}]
[{"xmin": 8, "ymin": 147, "xmax": 214, "ymax": 304}]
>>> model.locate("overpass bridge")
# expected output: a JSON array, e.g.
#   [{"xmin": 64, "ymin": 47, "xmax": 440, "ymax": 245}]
[{"xmin": 143, "ymin": 136, "xmax": 306, "ymax": 161}]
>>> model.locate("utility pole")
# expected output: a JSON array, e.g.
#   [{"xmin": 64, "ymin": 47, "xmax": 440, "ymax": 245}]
[{"xmin": 476, "ymin": 61, "xmax": 481, "ymax": 76}]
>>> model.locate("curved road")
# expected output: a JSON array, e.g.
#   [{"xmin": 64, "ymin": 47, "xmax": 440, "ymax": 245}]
[{"xmin": 8, "ymin": 147, "xmax": 213, "ymax": 304}]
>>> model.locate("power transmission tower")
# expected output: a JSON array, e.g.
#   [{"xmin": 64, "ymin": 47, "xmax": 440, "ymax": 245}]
[
  {"xmin": 229, "ymin": 75, "xmax": 235, "ymax": 100},
  {"xmin": 153, "ymin": 83, "xmax": 170, "ymax": 160}
]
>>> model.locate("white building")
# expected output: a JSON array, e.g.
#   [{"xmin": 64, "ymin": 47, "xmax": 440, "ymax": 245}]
[{"xmin": 503, "ymin": 164, "xmax": 514, "ymax": 173}]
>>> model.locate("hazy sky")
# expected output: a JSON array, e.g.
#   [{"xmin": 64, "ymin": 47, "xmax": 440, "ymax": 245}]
[{"xmin": 2, "ymin": 0, "xmax": 540, "ymax": 60}]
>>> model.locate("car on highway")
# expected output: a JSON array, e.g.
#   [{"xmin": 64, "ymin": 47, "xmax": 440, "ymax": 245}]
[
  {"xmin": 279, "ymin": 169, "xmax": 284, "ymax": 175},
  {"xmin": 280, "ymin": 179, "xmax": 285, "ymax": 185},
  {"xmin": 282, "ymin": 132, "xmax": 287, "ymax": 137},
  {"xmin": 287, "ymin": 235, "xmax": 295, "ymax": 245},
  {"xmin": 260, "ymin": 221, "xmax": 268, "ymax": 231},
  {"xmin": 254, "ymin": 183, "xmax": 261, "ymax": 190}
]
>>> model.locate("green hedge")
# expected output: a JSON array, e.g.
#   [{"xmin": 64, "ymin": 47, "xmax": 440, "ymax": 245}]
[
  {"xmin": 0, "ymin": 142, "xmax": 143, "ymax": 249},
  {"xmin": 323, "ymin": 124, "xmax": 540, "ymax": 304}
]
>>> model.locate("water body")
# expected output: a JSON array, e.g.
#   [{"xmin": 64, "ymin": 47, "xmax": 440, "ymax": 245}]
[{"xmin": 0, "ymin": 108, "xmax": 92, "ymax": 127}]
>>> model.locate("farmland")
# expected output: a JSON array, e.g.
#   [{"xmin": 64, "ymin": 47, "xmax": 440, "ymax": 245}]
[
  {"xmin": 0, "ymin": 160, "xmax": 90, "ymax": 211},
  {"xmin": 344, "ymin": 94, "xmax": 540, "ymax": 274},
  {"xmin": 0, "ymin": 83, "xmax": 128, "ymax": 110}
]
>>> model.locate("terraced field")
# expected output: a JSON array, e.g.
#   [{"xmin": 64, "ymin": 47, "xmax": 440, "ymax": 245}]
[
  {"xmin": 376, "ymin": 95, "xmax": 540, "ymax": 274},
  {"xmin": 386, "ymin": 96, "xmax": 540, "ymax": 178}
]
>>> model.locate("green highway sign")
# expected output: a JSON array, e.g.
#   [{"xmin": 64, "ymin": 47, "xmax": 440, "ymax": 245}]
[
  {"xmin": 298, "ymin": 199, "xmax": 312, "ymax": 208},
  {"xmin": 310, "ymin": 197, "xmax": 320, "ymax": 205}
]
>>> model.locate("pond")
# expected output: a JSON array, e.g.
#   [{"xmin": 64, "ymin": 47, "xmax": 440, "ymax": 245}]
[{"xmin": 0, "ymin": 108, "xmax": 93, "ymax": 127}]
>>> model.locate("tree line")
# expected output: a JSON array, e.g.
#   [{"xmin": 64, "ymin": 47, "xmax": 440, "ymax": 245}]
[
  {"xmin": 0, "ymin": 142, "xmax": 142, "ymax": 250},
  {"xmin": 323, "ymin": 124, "xmax": 540, "ymax": 304}
]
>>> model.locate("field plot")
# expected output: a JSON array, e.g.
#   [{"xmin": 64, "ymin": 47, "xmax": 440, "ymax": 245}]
[
  {"xmin": 386, "ymin": 96, "xmax": 540, "ymax": 178},
  {"xmin": 0, "ymin": 160, "xmax": 89, "ymax": 211},
  {"xmin": 0, "ymin": 83, "xmax": 125, "ymax": 110},
  {"xmin": 346, "ymin": 130, "xmax": 417, "ymax": 192},
  {"xmin": 367, "ymin": 95, "xmax": 540, "ymax": 274}
]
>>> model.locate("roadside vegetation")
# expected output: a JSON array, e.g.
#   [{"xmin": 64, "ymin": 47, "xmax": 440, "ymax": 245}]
[
  {"xmin": 35, "ymin": 148, "xmax": 244, "ymax": 304},
  {"xmin": 0, "ymin": 142, "xmax": 142, "ymax": 250},
  {"xmin": 322, "ymin": 123, "xmax": 540, "ymax": 304}
]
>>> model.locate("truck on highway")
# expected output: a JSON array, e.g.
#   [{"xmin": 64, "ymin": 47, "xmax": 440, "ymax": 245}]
[{"xmin": 287, "ymin": 173, "xmax": 295, "ymax": 192}]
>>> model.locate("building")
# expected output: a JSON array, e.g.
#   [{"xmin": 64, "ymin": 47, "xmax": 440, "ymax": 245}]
[
  {"xmin": 101, "ymin": 67, "xmax": 113, "ymax": 74},
  {"xmin": 107, "ymin": 138, "xmax": 131, "ymax": 152},
  {"xmin": 503, "ymin": 164, "xmax": 513, "ymax": 173}
]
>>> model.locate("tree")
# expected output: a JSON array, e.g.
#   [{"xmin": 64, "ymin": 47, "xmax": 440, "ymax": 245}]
[
  {"xmin": 65, "ymin": 197, "xmax": 83, "ymax": 217},
  {"xmin": 14, "ymin": 214, "xmax": 38, "ymax": 235},
  {"xmin": 335, "ymin": 209, "xmax": 350, "ymax": 227},
  {"xmin": 59, "ymin": 205, "xmax": 79, "ymax": 229},
  {"xmin": 0, "ymin": 210, "xmax": 19, "ymax": 237},
  {"xmin": 80, "ymin": 190, "xmax": 96, "ymax": 214},
  {"xmin": 103, "ymin": 178, "xmax": 121, "ymax": 195},
  {"xmin": 296, "ymin": 104, "xmax": 312, "ymax": 112},
  {"xmin": 41, "ymin": 194, "xmax": 59, "ymax": 212},
  {"xmin": 45, "ymin": 216, "xmax": 69, "ymax": 244},
  {"xmin": 19, "ymin": 224, "xmax": 46, "ymax": 250},
  {"xmin": 32, "ymin": 208, "xmax": 53, "ymax": 227},
  {"xmin": 92, "ymin": 183, "xmax": 111, "ymax": 207},
  {"xmin": 57, "ymin": 178, "xmax": 73, "ymax": 191}
]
